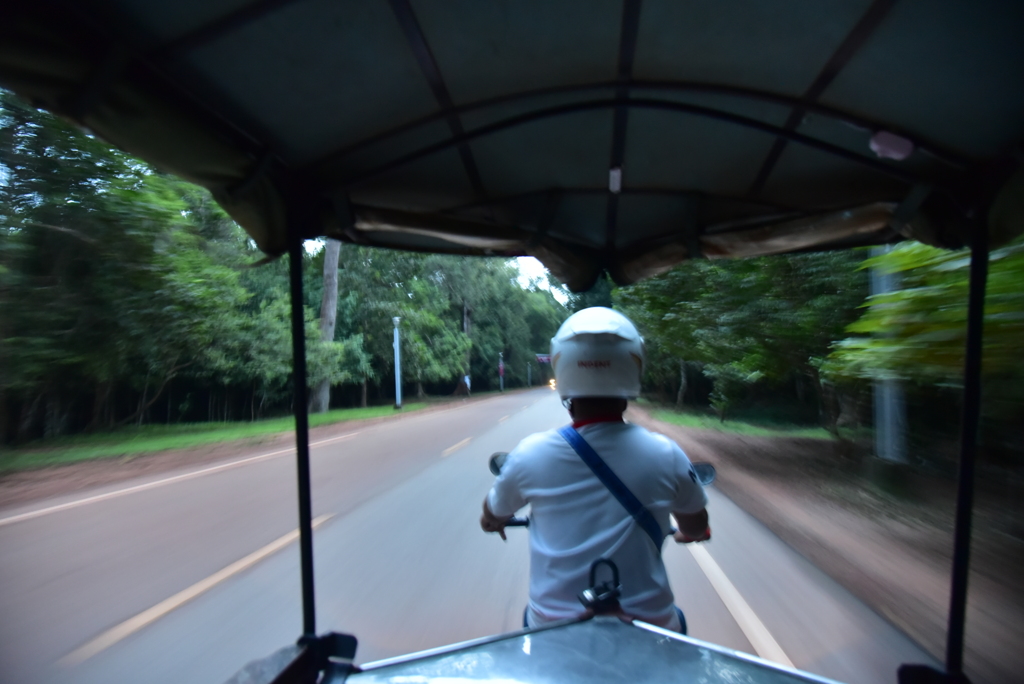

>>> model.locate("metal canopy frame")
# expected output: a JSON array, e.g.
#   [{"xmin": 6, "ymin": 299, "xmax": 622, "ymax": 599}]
[
  {"xmin": 603, "ymin": 0, "xmax": 644, "ymax": 250},
  {"xmin": 17, "ymin": 0, "xmax": 999, "ymax": 274},
  {"xmin": 311, "ymin": 97, "xmax": 927, "ymax": 193},
  {"xmin": 746, "ymin": 0, "xmax": 900, "ymax": 197},
  {"xmin": 301, "ymin": 78, "xmax": 967, "ymax": 178},
  {"xmin": 387, "ymin": 0, "xmax": 490, "ymax": 204}
]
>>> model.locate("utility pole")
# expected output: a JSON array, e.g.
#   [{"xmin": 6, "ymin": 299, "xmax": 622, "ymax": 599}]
[
  {"xmin": 393, "ymin": 317, "xmax": 402, "ymax": 409},
  {"xmin": 527, "ymin": 363, "xmax": 531, "ymax": 387},
  {"xmin": 498, "ymin": 352, "xmax": 504, "ymax": 392}
]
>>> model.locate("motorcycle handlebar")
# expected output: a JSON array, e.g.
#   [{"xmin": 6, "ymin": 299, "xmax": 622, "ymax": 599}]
[{"xmin": 502, "ymin": 519, "xmax": 709, "ymax": 542}]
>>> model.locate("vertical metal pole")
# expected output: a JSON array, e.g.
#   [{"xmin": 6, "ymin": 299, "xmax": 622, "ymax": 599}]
[
  {"xmin": 393, "ymin": 317, "xmax": 402, "ymax": 409},
  {"xmin": 528, "ymin": 364, "xmax": 531, "ymax": 387},
  {"xmin": 287, "ymin": 236, "xmax": 317, "ymax": 639},
  {"xmin": 945, "ymin": 224, "xmax": 988, "ymax": 675},
  {"xmin": 870, "ymin": 245, "xmax": 908, "ymax": 464}
]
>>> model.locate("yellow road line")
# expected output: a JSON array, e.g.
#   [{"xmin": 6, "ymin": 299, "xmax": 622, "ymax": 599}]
[
  {"xmin": 0, "ymin": 434, "xmax": 359, "ymax": 528},
  {"xmin": 58, "ymin": 514, "xmax": 333, "ymax": 667},
  {"xmin": 441, "ymin": 437, "xmax": 471, "ymax": 457},
  {"xmin": 687, "ymin": 544, "xmax": 794, "ymax": 667}
]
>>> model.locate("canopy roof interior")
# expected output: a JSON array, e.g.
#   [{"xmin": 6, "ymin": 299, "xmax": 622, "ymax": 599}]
[{"xmin": 3, "ymin": 0, "xmax": 1022, "ymax": 289}]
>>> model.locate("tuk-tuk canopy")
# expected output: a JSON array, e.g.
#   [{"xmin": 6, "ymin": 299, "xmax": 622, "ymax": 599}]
[{"xmin": 3, "ymin": 0, "xmax": 1022, "ymax": 290}]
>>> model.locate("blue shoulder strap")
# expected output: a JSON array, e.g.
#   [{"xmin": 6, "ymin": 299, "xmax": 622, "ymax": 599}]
[{"xmin": 557, "ymin": 425, "xmax": 665, "ymax": 552}]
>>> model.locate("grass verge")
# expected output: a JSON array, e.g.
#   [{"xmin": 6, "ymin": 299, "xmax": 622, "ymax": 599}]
[
  {"xmin": 650, "ymin": 407, "xmax": 836, "ymax": 440},
  {"xmin": 0, "ymin": 403, "xmax": 428, "ymax": 472}
]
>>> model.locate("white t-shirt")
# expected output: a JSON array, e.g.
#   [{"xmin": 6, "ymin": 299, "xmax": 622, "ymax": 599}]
[{"xmin": 487, "ymin": 421, "xmax": 707, "ymax": 627}]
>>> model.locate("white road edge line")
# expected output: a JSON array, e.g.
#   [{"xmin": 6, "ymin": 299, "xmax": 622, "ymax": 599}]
[
  {"xmin": 58, "ymin": 514, "xmax": 333, "ymax": 667},
  {"xmin": 499, "ymin": 415, "xmax": 510, "ymax": 423},
  {"xmin": 686, "ymin": 544, "xmax": 794, "ymax": 668},
  {"xmin": 441, "ymin": 437, "xmax": 471, "ymax": 457},
  {"xmin": 0, "ymin": 434, "xmax": 360, "ymax": 528},
  {"xmin": 1, "ymin": 391, "xmax": 525, "ymax": 527}
]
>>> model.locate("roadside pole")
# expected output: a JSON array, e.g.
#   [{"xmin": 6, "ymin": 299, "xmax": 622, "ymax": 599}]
[
  {"xmin": 870, "ymin": 245, "xmax": 907, "ymax": 465},
  {"xmin": 393, "ymin": 317, "xmax": 402, "ymax": 409},
  {"xmin": 499, "ymin": 352, "xmax": 504, "ymax": 392}
]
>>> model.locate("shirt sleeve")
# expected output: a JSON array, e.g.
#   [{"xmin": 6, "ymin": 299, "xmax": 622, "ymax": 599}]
[
  {"xmin": 670, "ymin": 445, "xmax": 708, "ymax": 514},
  {"xmin": 486, "ymin": 453, "xmax": 527, "ymax": 518}
]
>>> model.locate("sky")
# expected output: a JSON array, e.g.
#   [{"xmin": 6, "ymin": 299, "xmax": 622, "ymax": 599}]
[{"xmin": 515, "ymin": 256, "xmax": 568, "ymax": 304}]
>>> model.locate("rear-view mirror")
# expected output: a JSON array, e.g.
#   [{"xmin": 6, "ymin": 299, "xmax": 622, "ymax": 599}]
[
  {"xmin": 489, "ymin": 452, "xmax": 509, "ymax": 476},
  {"xmin": 693, "ymin": 463, "xmax": 716, "ymax": 486}
]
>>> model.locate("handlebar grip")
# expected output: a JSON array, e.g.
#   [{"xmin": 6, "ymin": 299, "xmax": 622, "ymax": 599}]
[{"xmin": 505, "ymin": 517, "xmax": 529, "ymax": 527}]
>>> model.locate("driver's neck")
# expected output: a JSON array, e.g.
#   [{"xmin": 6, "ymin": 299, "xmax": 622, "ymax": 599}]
[{"xmin": 569, "ymin": 398, "xmax": 627, "ymax": 427}]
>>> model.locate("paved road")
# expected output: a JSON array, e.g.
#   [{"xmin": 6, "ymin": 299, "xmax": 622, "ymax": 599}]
[{"xmin": 0, "ymin": 389, "xmax": 936, "ymax": 684}]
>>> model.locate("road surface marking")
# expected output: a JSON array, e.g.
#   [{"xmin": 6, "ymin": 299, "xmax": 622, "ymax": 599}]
[
  {"xmin": 2, "ymin": 393, "xmax": 529, "ymax": 528},
  {"xmin": 687, "ymin": 544, "xmax": 794, "ymax": 668},
  {"xmin": 499, "ymin": 415, "xmax": 510, "ymax": 423},
  {"xmin": 441, "ymin": 437, "xmax": 471, "ymax": 457},
  {"xmin": 0, "ymin": 433, "xmax": 359, "ymax": 528},
  {"xmin": 58, "ymin": 514, "xmax": 333, "ymax": 667}
]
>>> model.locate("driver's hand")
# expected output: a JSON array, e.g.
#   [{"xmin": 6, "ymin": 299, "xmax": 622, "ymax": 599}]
[
  {"xmin": 480, "ymin": 514, "xmax": 508, "ymax": 541},
  {"xmin": 480, "ymin": 501, "xmax": 508, "ymax": 541},
  {"xmin": 674, "ymin": 526, "xmax": 711, "ymax": 544}
]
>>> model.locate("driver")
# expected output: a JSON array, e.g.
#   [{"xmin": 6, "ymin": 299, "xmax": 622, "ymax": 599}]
[{"xmin": 481, "ymin": 307, "xmax": 711, "ymax": 633}]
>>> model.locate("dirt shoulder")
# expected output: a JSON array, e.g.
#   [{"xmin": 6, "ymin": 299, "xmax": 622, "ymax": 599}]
[
  {"xmin": 0, "ymin": 393, "xmax": 514, "ymax": 512},
  {"xmin": 627, "ymin": 405, "xmax": 1023, "ymax": 684}
]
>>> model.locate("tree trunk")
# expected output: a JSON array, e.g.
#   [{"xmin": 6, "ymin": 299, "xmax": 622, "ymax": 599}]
[
  {"xmin": 88, "ymin": 382, "xmax": 110, "ymax": 432},
  {"xmin": 18, "ymin": 393, "xmax": 43, "ymax": 442},
  {"xmin": 136, "ymin": 382, "xmax": 149, "ymax": 427},
  {"xmin": 311, "ymin": 239, "xmax": 341, "ymax": 413},
  {"xmin": 44, "ymin": 393, "xmax": 67, "ymax": 438},
  {"xmin": 417, "ymin": 381, "xmax": 425, "ymax": 399},
  {"xmin": 807, "ymin": 366, "xmax": 840, "ymax": 438},
  {"xmin": 675, "ymin": 359, "xmax": 687, "ymax": 406},
  {"xmin": 120, "ymin": 366, "xmax": 189, "ymax": 428},
  {"xmin": 361, "ymin": 377, "xmax": 368, "ymax": 408}
]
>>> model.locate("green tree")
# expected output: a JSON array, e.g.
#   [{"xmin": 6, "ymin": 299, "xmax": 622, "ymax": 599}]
[
  {"xmin": 0, "ymin": 90, "xmax": 570, "ymax": 441},
  {"xmin": 399, "ymin": 280, "xmax": 472, "ymax": 397},
  {"xmin": 617, "ymin": 252, "xmax": 866, "ymax": 424}
]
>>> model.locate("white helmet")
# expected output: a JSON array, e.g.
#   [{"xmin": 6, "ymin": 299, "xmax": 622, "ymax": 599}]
[{"xmin": 550, "ymin": 307, "xmax": 645, "ymax": 399}]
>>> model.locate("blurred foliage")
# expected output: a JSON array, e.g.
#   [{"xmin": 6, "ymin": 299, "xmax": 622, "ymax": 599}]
[
  {"xmin": 826, "ymin": 239, "xmax": 1024, "ymax": 382},
  {"xmin": 616, "ymin": 252, "xmax": 867, "ymax": 424},
  {"xmin": 826, "ymin": 239, "xmax": 1024, "ymax": 459},
  {"xmin": 0, "ymin": 92, "xmax": 567, "ymax": 443}
]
